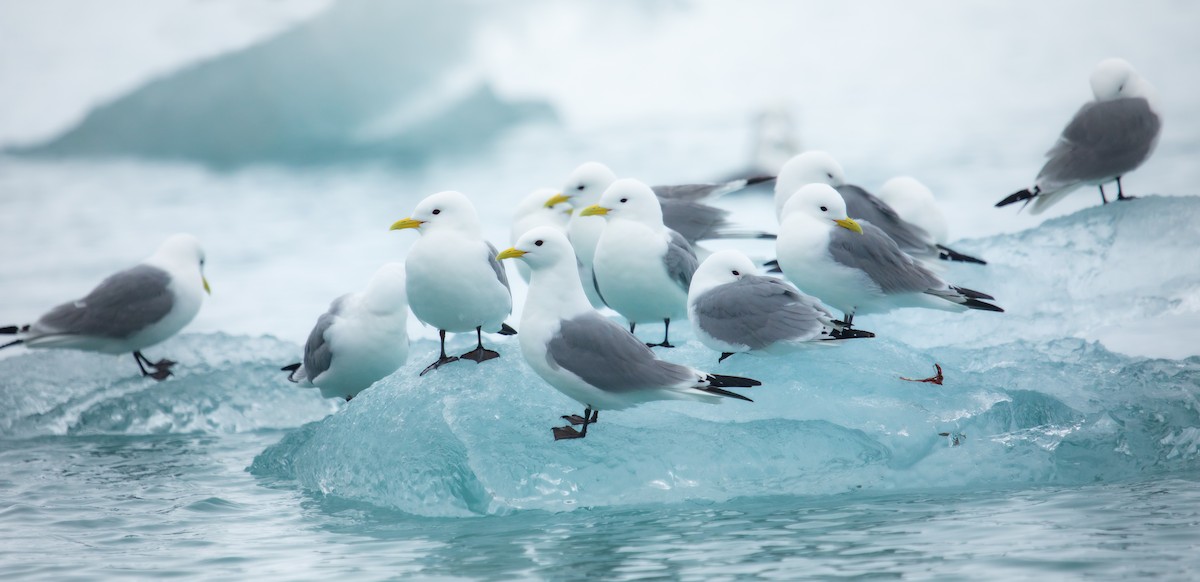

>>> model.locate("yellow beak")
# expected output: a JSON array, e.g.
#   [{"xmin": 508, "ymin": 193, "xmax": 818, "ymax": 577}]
[
  {"xmin": 543, "ymin": 192, "xmax": 571, "ymax": 208},
  {"xmin": 834, "ymin": 217, "xmax": 864, "ymax": 234},
  {"xmin": 203, "ymin": 276, "xmax": 211, "ymax": 295},
  {"xmin": 390, "ymin": 217, "xmax": 424, "ymax": 231},
  {"xmin": 579, "ymin": 205, "xmax": 609, "ymax": 217},
  {"xmin": 496, "ymin": 247, "xmax": 526, "ymax": 260}
]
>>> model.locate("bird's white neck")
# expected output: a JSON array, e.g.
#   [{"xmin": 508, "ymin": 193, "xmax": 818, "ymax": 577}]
[{"xmin": 524, "ymin": 260, "xmax": 594, "ymax": 324}]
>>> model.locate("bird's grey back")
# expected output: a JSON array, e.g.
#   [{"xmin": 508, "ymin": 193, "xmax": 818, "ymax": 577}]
[
  {"xmin": 838, "ymin": 184, "xmax": 936, "ymax": 255},
  {"xmin": 694, "ymin": 275, "xmax": 829, "ymax": 349},
  {"xmin": 663, "ymin": 229, "xmax": 699, "ymax": 291},
  {"xmin": 653, "ymin": 181, "xmax": 743, "ymax": 202},
  {"xmin": 659, "ymin": 198, "xmax": 732, "ymax": 243},
  {"xmin": 302, "ymin": 295, "xmax": 347, "ymax": 381},
  {"xmin": 546, "ymin": 312, "xmax": 694, "ymax": 392},
  {"xmin": 828, "ymin": 222, "xmax": 942, "ymax": 294},
  {"xmin": 1039, "ymin": 97, "xmax": 1161, "ymax": 187},
  {"xmin": 32, "ymin": 264, "xmax": 174, "ymax": 339},
  {"xmin": 486, "ymin": 241, "xmax": 511, "ymax": 291}
]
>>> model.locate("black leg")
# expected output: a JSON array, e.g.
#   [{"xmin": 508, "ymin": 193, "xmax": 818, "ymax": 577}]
[
  {"xmin": 133, "ymin": 351, "xmax": 173, "ymax": 381},
  {"xmin": 646, "ymin": 318, "xmax": 676, "ymax": 348},
  {"xmin": 835, "ymin": 311, "xmax": 855, "ymax": 329},
  {"xmin": 1116, "ymin": 176, "xmax": 1136, "ymax": 201},
  {"xmin": 629, "ymin": 322, "xmax": 636, "ymax": 334},
  {"xmin": 554, "ymin": 407, "xmax": 597, "ymax": 440},
  {"xmin": 420, "ymin": 330, "xmax": 460, "ymax": 376},
  {"xmin": 1098, "ymin": 184, "xmax": 1109, "ymax": 204},
  {"xmin": 460, "ymin": 326, "xmax": 501, "ymax": 364}
]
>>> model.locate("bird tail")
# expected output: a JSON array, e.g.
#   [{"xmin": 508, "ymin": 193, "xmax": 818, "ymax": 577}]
[
  {"xmin": 936, "ymin": 244, "xmax": 987, "ymax": 265},
  {"xmin": 280, "ymin": 363, "xmax": 304, "ymax": 383},
  {"xmin": 995, "ymin": 186, "xmax": 1039, "ymax": 209}
]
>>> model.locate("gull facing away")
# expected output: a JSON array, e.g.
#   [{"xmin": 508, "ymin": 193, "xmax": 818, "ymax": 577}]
[
  {"xmin": 688, "ymin": 250, "xmax": 874, "ymax": 363},
  {"xmin": 281, "ymin": 263, "xmax": 409, "ymax": 401},
  {"xmin": 581, "ymin": 179, "xmax": 699, "ymax": 348},
  {"xmin": 997, "ymin": 58, "xmax": 1162, "ymax": 214},
  {"xmin": 877, "ymin": 177, "xmax": 949, "ymax": 246},
  {"xmin": 510, "ymin": 187, "xmax": 572, "ymax": 283},
  {"xmin": 498, "ymin": 227, "xmax": 760, "ymax": 440},
  {"xmin": 391, "ymin": 191, "xmax": 516, "ymax": 376},
  {"xmin": 774, "ymin": 151, "xmax": 985, "ymax": 265},
  {"xmin": 0, "ymin": 234, "xmax": 210, "ymax": 380},
  {"xmin": 776, "ymin": 184, "xmax": 1003, "ymax": 328}
]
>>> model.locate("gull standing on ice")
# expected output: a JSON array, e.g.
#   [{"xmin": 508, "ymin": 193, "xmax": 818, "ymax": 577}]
[
  {"xmin": 281, "ymin": 263, "xmax": 409, "ymax": 401},
  {"xmin": 498, "ymin": 227, "xmax": 760, "ymax": 440},
  {"xmin": 688, "ymin": 250, "xmax": 874, "ymax": 363},
  {"xmin": 997, "ymin": 58, "xmax": 1162, "ymax": 214},
  {"xmin": 581, "ymin": 179, "xmax": 698, "ymax": 348},
  {"xmin": 510, "ymin": 188, "xmax": 572, "ymax": 283},
  {"xmin": 0, "ymin": 234, "xmax": 210, "ymax": 380},
  {"xmin": 391, "ymin": 191, "xmax": 516, "ymax": 376},
  {"xmin": 774, "ymin": 151, "xmax": 984, "ymax": 264},
  {"xmin": 776, "ymin": 184, "xmax": 1002, "ymax": 328}
]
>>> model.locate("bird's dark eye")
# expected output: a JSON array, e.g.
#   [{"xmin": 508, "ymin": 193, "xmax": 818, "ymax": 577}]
[
  {"xmin": 534, "ymin": 240, "xmax": 544, "ymax": 247},
  {"xmin": 576, "ymin": 185, "xmax": 585, "ymax": 191},
  {"xmin": 432, "ymin": 209, "xmax": 441, "ymax": 215},
  {"xmin": 826, "ymin": 172, "xmax": 834, "ymax": 179},
  {"xmin": 731, "ymin": 270, "xmax": 740, "ymax": 276},
  {"xmin": 620, "ymin": 198, "xmax": 628, "ymax": 203},
  {"xmin": 1118, "ymin": 84, "xmax": 1125, "ymax": 91},
  {"xmin": 820, "ymin": 206, "xmax": 828, "ymax": 212}
]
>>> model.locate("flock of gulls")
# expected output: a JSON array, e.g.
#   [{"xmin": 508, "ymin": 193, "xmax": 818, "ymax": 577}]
[{"xmin": 1, "ymin": 58, "xmax": 1162, "ymax": 441}]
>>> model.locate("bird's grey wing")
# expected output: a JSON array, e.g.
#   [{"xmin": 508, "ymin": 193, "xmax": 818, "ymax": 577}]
[
  {"xmin": 838, "ymin": 184, "xmax": 936, "ymax": 255},
  {"xmin": 546, "ymin": 312, "xmax": 695, "ymax": 392},
  {"xmin": 302, "ymin": 295, "xmax": 347, "ymax": 381},
  {"xmin": 662, "ymin": 229, "xmax": 699, "ymax": 291},
  {"xmin": 486, "ymin": 241, "xmax": 511, "ymax": 291},
  {"xmin": 33, "ymin": 264, "xmax": 174, "ymax": 338},
  {"xmin": 660, "ymin": 198, "xmax": 731, "ymax": 243},
  {"xmin": 694, "ymin": 276, "xmax": 831, "ymax": 349},
  {"xmin": 1039, "ymin": 97, "xmax": 1162, "ymax": 185},
  {"xmin": 827, "ymin": 222, "xmax": 942, "ymax": 294}
]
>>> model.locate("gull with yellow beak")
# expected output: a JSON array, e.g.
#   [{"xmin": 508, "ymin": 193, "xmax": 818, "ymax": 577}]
[
  {"xmin": 510, "ymin": 188, "xmax": 573, "ymax": 283},
  {"xmin": 391, "ymin": 191, "xmax": 515, "ymax": 376},
  {"xmin": 0, "ymin": 234, "xmax": 211, "ymax": 380},
  {"xmin": 776, "ymin": 184, "xmax": 1002, "ymax": 328},
  {"xmin": 498, "ymin": 227, "xmax": 759, "ymax": 441},
  {"xmin": 581, "ymin": 179, "xmax": 699, "ymax": 348}
]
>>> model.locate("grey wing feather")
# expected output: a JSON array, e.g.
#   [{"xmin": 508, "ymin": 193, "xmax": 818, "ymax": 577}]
[
  {"xmin": 546, "ymin": 312, "xmax": 695, "ymax": 393},
  {"xmin": 486, "ymin": 241, "xmax": 511, "ymax": 291},
  {"xmin": 837, "ymin": 184, "xmax": 936, "ymax": 256},
  {"xmin": 660, "ymin": 199, "xmax": 732, "ymax": 243},
  {"xmin": 652, "ymin": 179, "xmax": 748, "ymax": 202},
  {"xmin": 827, "ymin": 222, "xmax": 943, "ymax": 294},
  {"xmin": 695, "ymin": 276, "xmax": 832, "ymax": 349},
  {"xmin": 302, "ymin": 295, "xmax": 347, "ymax": 381},
  {"xmin": 33, "ymin": 264, "xmax": 174, "ymax": 338},
  {"xmin": 1039, "ymin": 97, "xmax": 1161, "ymax": 186},
  {"xmin": 662, "ymin": 229, "xmax": 699, "ymax": 291}
]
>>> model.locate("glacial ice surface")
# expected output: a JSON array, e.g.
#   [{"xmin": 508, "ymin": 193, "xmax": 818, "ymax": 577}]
[{"xmin": 246, "ymin": 196, "xmax": 1200, "ymax": 516}]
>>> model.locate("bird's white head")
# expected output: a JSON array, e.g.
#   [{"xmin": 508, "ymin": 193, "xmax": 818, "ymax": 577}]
[
  {"xmin": 362, "ymin": 262, "xmax": 408, "ymax": 313},
  {"xmin": 390, "ymin": 190, "xmax": 481, "ymax": 235},
  {"xmin": 579, "ymin": 178, "xmax": 663, "ymax": 226},
  {"xmin": 561, "ymin": 162, "xmax": 618, "ymax": 207},
  {"xmin": 781, "ymin": 183, "xmax": 863, "ymax": 234},
  {"xmin": 692, "ymin": 249, "xmax": 759, "ymax": 294},
  {"xmin": 497, "ymin": 226, "xmax": 575, "ymax": 272},
  {"xmin": 877, "ymin": 176, "xmax": 946, "ymax": 243},
  {"xmin": 775, "ymin": 151, "xmax": 846, "ymax": 218},
  {"xmin": 151, "ymin": 233, "xmax": 210, "ymax": 295},
  {"xmin": 1089, "ymin": 58, "xmax": 1149, "ymax": 101}
]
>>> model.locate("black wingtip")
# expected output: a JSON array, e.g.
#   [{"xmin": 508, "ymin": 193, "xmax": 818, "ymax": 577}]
[
  {"xmin": 963, "ymin": 298, "xmax": 1005, "ymax": 313},
  {"xmin": 705, "ymin": 373, "xmax": 762, "ymax": 388},
  {"xmin": 498, "ymin": 323, "xmax": 518, "ymax": 336},
  {"xmin": 951, "ymin": 285, "xmax": 995, "ymax": 301},
  {"xmin": 745, "ymin": 174, "xmax": 776, "ymax": 187},
  {"xmin": 702, "ymin": 386, "xmax": 754, "ymax": 402},
  {"xmin": 0, "ymin": 326, "xmax": 19, "ymax": 335},
  {"xmin": 996, "ymin": 188, "xmax": 1037, "ymax": 208},
  {"xmin": 763, "ymin": 259, "xmax": 782, "ymax": 273},
  {"xmin": 755, "ymin": 232, "xmax": 778, "ymax": 240},
  {"xmin": 280, "ymin": 363, "xmax": 301, "ymax": 372},
  {"xmin": 936, "ymin": 245, "xmax": 987, "ymax": 265},
  {"xmin": 0, "ymin": 339, "xmax": 24, "ymax": 350}
]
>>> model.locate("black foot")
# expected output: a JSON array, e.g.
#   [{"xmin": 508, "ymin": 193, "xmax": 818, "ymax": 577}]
[
  {"xmin": 1117, "ymin": 193, "xmax": 1138, "ymax": 201},
  {"xmin": 829, "ymin": 327, "xmax": 875, "ymax": 340},
  {"xmin": 498, "ymin": 323, "xmax": 518, "ymax": 336},
  {"xmin": 646, "ymin": 341, "xmax": 676, "ymax": 348},
  {"xmin": 460, "ymin": 347, "xmax": 500, "ymax": 363},
  {"xmin": 146, "ymin": 368, "xmax": 173, "ymax": 381},
  {"xmin": 0, "ymin": 326, "xmax": 19, "ymax": 334},
  {"xmin": 152, "ymin": 358, "xmax": 177, "ymax": 370},
  {"xmin": 553, "ymin": 426, "xmax": 586, "ymax": 440},
  {"xmin": 718, "ymin": 352, "xmax": 735, "ymax": 363},
  {"xmin": 420, "ymin": 355, "xmax": 460, "ymax": 376},
  {"xmin": 560, "ymin": 411, "xmax": 598, "ymax": 426}
]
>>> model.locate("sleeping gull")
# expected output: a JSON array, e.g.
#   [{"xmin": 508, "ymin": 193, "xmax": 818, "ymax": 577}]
[
  {"xmin": 0, "ymin": 234, "xmax": 209, "ymax": 380},
  {"xmin": 877, "ymin": 177, "xmax": 949, "ymax": 245},
  {"xmin": 776, "ymin": 184, "xmax": 1002, "ymax": 328},
  {"xmin": 688, "ymin": 250, "xmax": 874, "ymax": 363},
  {"xmin": 996, "ymin": 58, "xmax": 1161, "ymax": 214},
  {"xmin": 774, "ymin": 151, "xmax": 985, "ymax": 265},
  {"xmin": 391, "ymin": 191, "xmax": 516, "ymax": 376},
  {"xmin": 510, "ymin": 188, "xmax": 572, "ymax": 283},
  {"xmin": 581, "ymin": 179, "xmax": 698, "ymax": 348},
  {"xmin": 498, "ymin": 227, "xmax": 760, "ymax": 440},
  {"xmin": 281, "ymin": 263, "xmax": 409, "ymax": 401}
]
